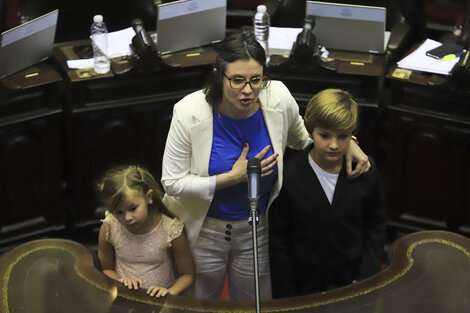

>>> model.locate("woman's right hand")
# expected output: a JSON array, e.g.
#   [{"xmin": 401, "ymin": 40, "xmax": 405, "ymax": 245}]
[
  {"xmin": 229, "ymin": 144, "xmax": 278, "ymax": 184},
  {"xmin": 216, "ymin": 144, "xmax": 278, "ymax": 190}
]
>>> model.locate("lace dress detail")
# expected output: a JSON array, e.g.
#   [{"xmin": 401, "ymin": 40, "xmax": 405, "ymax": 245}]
[{"xmin": 102, "ymin": 211, "xmax": 184, "ymax": 288}]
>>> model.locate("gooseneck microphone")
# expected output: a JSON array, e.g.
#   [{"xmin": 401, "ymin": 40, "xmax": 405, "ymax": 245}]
[
  {"xmin": 247, "ymin": 157, "xmax": 262, "ymax": 313},
  {"xmin": 247, "ymin": 158, "xmax": 261, "ymax": 213},
  {"xmin": 298, "ymin": 15, "xmax": 315, "ymax": 46},
  {"xmin": 246, "ymin": 158, "xmax": 261, "ymax": 313},
  {"xmin": 290, "ymin": 15, "xmax": 317, "ymax": 65},
  {"xmin": 129, "ymin": 17, "xmax": 163, "ymax": 72},
  {"xmin": 131, "ymin": 18, "xmax": 150, "ymax": 46}
]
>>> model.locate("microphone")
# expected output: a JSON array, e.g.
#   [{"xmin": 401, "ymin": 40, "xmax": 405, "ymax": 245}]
[
  {"xmin": 132, "ymin": 18, "xmax": 150, "ymax": 46},
  {"xmin": 298, "ymin": 16, "xmax": 315, "ymax": 46},
  {"xmin": 247, "ymin": 158, "xmax": 261, "ymax": 214},
  {"xmin": 290, "ymin": 15, "xmax": 317, "ymax": 64},
  {"xmin": 129, "ymin": 17, "xmax": 162, "ymax": 71}
]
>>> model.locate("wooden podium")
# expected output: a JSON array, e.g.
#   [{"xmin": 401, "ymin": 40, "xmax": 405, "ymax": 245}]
[{"xmin": 2, "ymin": 230, "xmax": 470, "ymax": 312}]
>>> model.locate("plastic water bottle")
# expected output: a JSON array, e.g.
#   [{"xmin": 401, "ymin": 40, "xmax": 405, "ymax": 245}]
[
  {"xmin": 91, "ymin": 15, "xmax": 110, "ymax": 74},
  {"xmin": 254, "ymin": 5, "xmax": 270, "ymax": 62}
]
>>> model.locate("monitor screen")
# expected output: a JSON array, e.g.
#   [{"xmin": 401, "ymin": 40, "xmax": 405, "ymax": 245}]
[
  {"xmin": 306, "ymin": 1, "xmax": 386, "ymax": 53},
  {"xmin": 156, "ymin": 0, "xmax": 226, "ymax": 54},
  {"xmin": 9, "ymin": 0, "xmax": 158, "ymax": 42}
]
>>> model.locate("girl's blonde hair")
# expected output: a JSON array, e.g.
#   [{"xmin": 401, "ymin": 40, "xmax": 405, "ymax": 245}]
[
  {"xmin": 304, "ymin": 89, "xmax": 358, "ymax": 135},
  {"xmin": 96, "ymin": 165, "xmax": 173, "ymax": 217}
]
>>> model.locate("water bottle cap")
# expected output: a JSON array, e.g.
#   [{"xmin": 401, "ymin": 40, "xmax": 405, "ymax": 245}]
[
  {"xmin": 256, "ymin": 5, "xmax": 267, "ymax": 13},
  {"xmin": 93, "ymin": 15, "xmax": 103, "ymax": 23}
]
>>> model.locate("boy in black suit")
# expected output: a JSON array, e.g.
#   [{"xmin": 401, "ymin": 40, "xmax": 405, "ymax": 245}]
[{"xmin": 269, "ymin": 89, "xmax": 387, "ymax": 298}]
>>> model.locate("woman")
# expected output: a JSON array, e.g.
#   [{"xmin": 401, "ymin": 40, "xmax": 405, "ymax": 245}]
[{"xmin": 161, "ymin": 32, "xmax": 370, "ymax": 301}]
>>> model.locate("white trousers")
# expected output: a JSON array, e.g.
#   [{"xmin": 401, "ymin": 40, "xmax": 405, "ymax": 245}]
[{"xmin": 185, "ymin": 214, "xmax": 272, "ymax": 302}]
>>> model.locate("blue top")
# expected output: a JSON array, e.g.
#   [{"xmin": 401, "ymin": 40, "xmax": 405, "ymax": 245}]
[{"xmin": 207, "ymin": 108, "xmax": 278, "ymax": 221}]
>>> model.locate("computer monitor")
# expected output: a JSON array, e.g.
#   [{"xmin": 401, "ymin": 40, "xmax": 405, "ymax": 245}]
[
  {"xmin": 306, "ymin": 1, "xmax": 387, "ymax": 54},
  {"xmin": 0, "ymin": 9, "xmax": 58, "ymax": 78},
  {"xmin": 156, "ymin": 0, "xmax": 226, "ymax": 55},
  {"xmin": 16, "ymin": 0, "xmax": 157, "ymax": 43}
]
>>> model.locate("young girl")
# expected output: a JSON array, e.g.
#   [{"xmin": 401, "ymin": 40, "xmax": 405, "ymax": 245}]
[{"xmin": 96, "ymin": 165, "xmax": 194, "ymax": 297}]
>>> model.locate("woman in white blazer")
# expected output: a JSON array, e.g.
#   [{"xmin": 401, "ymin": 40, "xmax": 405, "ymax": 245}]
[{"xmin": 161, "ymin": 32, "xmax": 370, "ymax": 301}]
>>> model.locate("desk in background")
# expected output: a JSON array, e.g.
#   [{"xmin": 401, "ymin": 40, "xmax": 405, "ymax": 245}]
[{"xmin": 382, "ymin": 62, "xmax": 470, "ymax": 239}]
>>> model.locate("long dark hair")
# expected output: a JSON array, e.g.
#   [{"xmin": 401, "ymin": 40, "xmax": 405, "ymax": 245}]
[{"xmin": 203, "ymin": 31, "xmax": 267, "ymax": 109}]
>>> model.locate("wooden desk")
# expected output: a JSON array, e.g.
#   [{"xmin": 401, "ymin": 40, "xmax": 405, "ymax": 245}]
[
  {"xmin": 53, "ymin": 39, "xmax": 218, "ymax": 82},
  {"xmin": 382, "ymin": 59, "xmax": 470, "ymax": 239},
  {"xmin": 0, "ymin": 61, "xmax": 62, "ymax": 90},
  {"xmin": 2, "ymin": 231, "xmax": 470, "ymax": 312}
]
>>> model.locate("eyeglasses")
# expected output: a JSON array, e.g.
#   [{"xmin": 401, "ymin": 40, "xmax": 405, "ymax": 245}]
[{"xmin": 224, "ymin": 74, "xmax": 267, "ymax": 90}]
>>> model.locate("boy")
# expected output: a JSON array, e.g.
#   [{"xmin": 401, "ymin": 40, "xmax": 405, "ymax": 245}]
[{"xmin": 269, "ymin": 89, "xmax": 387, "ymax": 298}]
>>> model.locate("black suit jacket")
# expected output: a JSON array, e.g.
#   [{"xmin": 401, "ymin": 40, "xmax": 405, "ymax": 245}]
[{"xmin": 269, "ymin": 149, "xmax": 387, "ymax": 298}]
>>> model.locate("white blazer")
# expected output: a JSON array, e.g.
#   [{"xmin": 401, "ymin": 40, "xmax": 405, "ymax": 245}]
[{"xmin": 161, "ymin": 80, "xmax": 311, "ymax": 249}]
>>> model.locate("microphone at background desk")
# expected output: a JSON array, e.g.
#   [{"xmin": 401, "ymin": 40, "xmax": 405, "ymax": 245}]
[
  {"xmin": 129, "ymin": 18, "xmax": 164, "ymax": 71},
  {"xmin": 288, "ymin": 16, "xmax": 320, "ymax": 68},
  {"xmin": 131, "ymin": 18, "xmax": 157, "ymax": 54}
]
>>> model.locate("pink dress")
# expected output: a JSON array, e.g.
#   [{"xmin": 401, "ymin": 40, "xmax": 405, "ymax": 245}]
[{"xmin": 102, "ymin": 211, "xmax": 184, "ymax": 288}]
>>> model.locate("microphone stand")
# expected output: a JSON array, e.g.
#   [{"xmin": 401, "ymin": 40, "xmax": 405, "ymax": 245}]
[
  {"xmin": 247, "ymin": 157, "xmax": 262, "ymax": 313},
  {"xmin": 248, "ymin": 197, "xmax": 261, "ymax": 313}
]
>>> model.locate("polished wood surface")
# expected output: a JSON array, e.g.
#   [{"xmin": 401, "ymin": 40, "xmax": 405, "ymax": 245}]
[
  {"xmin": 1, "ymin": 230, "xmax": 470, "ymax": 312},
  {"xmin": 382, "ymin": 65, "xmax": 470, "ymax": 237}
]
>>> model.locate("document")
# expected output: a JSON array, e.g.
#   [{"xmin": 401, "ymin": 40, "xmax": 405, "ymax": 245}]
[
  {"xmin": 67, "ymin": 27, "xmax": 135, "ymax": 70},
  {"xmin": 397, "ymin": 39, "xmax": 463, "ymax": 75},
  {"xmin": 67, "ymin": 58, "xmax": 94, "ymax": 69},
  {"xmin": 101, "ymin": 27, "xmax": 135, "ymax": 58},
  {"xmin": 268, "ymin": 27, "xmax": 302, "ymax": 56}
]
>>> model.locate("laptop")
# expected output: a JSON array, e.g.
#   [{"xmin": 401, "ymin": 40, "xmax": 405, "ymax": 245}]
[
  {"xmin": 0, "ymin": 10, "xmax": 59, "ymax": 78},
  {"xmin": 306, "ymin": 1, "xmax": 389, "ymax": 54},
  {"xmin": 155, "ymin": 0, "xmax": 226, "ymax": 55}
]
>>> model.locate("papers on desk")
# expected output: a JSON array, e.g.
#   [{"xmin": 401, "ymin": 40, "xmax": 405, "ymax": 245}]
[
  {"xmin": 100, "ymin": 27, "xmax": 135, "ymax": 58},
  {"xmin": 397, "ymin": 39, "xmax": 462, "ymax": 75},
  {"xmin": 67, "ymin": 58, "xmax": 94, "ymax": 69},
  {"xmin": 67, "ymin": 27, "xmax": 135, "ymax": 70},
  {"xmin": 268, "ymin": 27, "xmax": 302, "ymax": 56}
]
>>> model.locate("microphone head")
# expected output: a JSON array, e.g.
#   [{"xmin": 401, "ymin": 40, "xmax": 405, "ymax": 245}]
[
  {"xmin": 132, "ymin": 18, "xmax": 144, "ymax": 27},
  {"xmin": 132, "ymin": 18, "xmax": 144, "ymax": 32},
  {"xmin": 304, "ymin": 15, "xmax": 315, "ymax": 30},
  {"xmin": 247, "ymin": 158, "xmax": 261, "ymax": 174}
]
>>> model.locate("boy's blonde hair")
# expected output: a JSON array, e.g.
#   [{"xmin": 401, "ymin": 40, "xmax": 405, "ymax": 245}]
[
  {"xmin": 96, "ymin": 165, "xmax": 173, "ymax": 217},
  {"xmin": 304, "ymin": 89, "xmax": 358, "ymax": 135}
]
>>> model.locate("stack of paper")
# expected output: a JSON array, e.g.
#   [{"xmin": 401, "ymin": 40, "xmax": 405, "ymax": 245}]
[
  {"xmin": 67, "ymin": 27, "xmax": 135, "ymax": 70},
  {"xmin": 397, "ymin": 39, "xmax": 462, "ymax": 75},
  {"xmin": 268, "ymin": 27, "xmax": 302, "ymax": 56}
]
